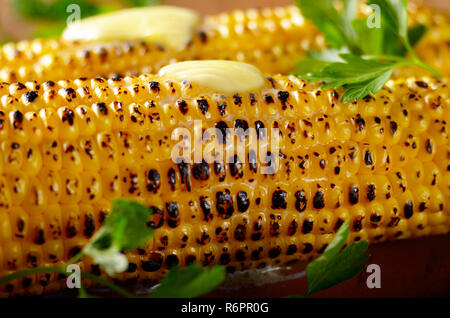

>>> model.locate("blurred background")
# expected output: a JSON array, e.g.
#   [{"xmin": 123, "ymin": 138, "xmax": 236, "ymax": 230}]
[{"xmin": 0, "ymin": 0, "xmax": 449, "ymax": 43}]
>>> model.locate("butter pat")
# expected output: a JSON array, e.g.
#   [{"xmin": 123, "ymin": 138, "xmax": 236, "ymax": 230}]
[
  {"xmin": 62, "ymin": 6, "xmax": 200, "ymax": 51},
  {"xmin": 158, "ymin": 60, "xmax": 265, "ymax": 94}
]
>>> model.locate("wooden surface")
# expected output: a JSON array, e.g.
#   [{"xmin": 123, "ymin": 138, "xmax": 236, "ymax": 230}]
[{"xmin": 209, "ymin": 235, "xmax": 450, "ymax": 298}]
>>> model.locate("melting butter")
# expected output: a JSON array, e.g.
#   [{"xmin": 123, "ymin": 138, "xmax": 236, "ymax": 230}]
[
  {"xmin": 62, "ymin": 6, "xmax": 200, "ymax": 51},
  {"xmin": 158, "ymin": 60, "xmax": 265, "ymax": 94}
]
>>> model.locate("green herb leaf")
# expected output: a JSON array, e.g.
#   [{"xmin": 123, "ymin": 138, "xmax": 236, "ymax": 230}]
[
  {"xmin": 304, "ymin": 219, "xmax": 370, "ymax": 297},
  {"xmin": 352, "ymin": 19, "xmax": 384, "ymax": 55},
  {"xmin": 294, "ymin": 0, "xmax": 439, "ymax": 101},
  {"xmin": 14, "ymin": 0, "xmax": 100, "ymax": 21},
  {"xmin": 150, "ymin": 264, "xmax": 226, "ymax": 298},
  {"xmin": 104, "ymin": 200, "xmax": 155, "ymax": 250},
  {"xmin": 123, "ymin": 0, "xmax": 161, "ymax": 6},
  {"xmin": 295, "ymin": 0, "xmax": 356, "ymax": 49},
  {"xmin": 83, "ymin": 200, "xmax": 154, "ymax": 275},
  {"xmin": 368, "ymin": 0, "xmax": 408, "ymax": 39},
  {"xmin": 78, "ymin": 284, "xmax": 95, "ymax": 298}
]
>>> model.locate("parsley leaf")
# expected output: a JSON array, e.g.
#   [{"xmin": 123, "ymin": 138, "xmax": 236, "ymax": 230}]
[
  {"xmin": 150, "ymin": 264, "xmax": 226, "ymax": 298},
  {"xmin": 369, "ymin": 0, "xmax": 408, "ymax": 39},
  {"xmin": 294, "ymin": 0, "xmax": 440, "ymax": 101},
  {"xmin": 83, "ymin": 200, "xmax": 154, "ymax": 275},
  {"xmin": 123, "ymin": 0, "xmax": 161, "ymax": 6},
  {"xmin": 295, "ymin": 0, "xmax": 358, "ymax": 50},
  {"xmin": 14, "ymin": 0, "xmax": 100, "ymax": 21},
  {"xmin": 304, "ymin": 219, "xmax": 370, "ymax": 297}
]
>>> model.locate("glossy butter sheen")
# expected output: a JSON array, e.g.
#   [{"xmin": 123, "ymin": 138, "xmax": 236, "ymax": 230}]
[
  {"xmin": 158, "ymin": 60, "xmax": 265, "ymax": 93},
  {"xmin": 62, "ymin": 6, "xmax": 200, "ymax": 50}
]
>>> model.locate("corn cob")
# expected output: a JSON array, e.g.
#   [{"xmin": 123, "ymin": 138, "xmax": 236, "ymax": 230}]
[
  {"xmin": 1, "ymin": 1, "xmax": 449, "ymax": 83},
  {"xmin": 0, "ymin": 60, "xmax": 448, "ymax": 296}
]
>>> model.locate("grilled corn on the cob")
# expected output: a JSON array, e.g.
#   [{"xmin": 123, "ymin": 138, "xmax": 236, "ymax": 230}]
[
  {"xmin": 0, "ymin": 61, "xmax": 448, "ymax": 296},
  {"xmin": 1, "ymin": 1, "xmax": 449, "ymax": 82}
]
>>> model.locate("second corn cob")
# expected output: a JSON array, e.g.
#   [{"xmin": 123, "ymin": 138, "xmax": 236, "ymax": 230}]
[
  {"xmin": 1, "ymin": 1, "xmax": 450, "ymax": 82},
  {"xmin": 0, "ymin": 60, "xmax": 448, "ymax": 296}
]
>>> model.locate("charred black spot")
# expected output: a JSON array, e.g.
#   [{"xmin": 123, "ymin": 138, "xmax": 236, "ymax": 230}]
[
  {"xmin": 234, "ymin": 119, "xmax": 249, "ymax": 139},
  {"xmin": 295, "ymin": 190, "xmax": 307, "ymax": 212},
  {"xmin": 288, "ymin": 220, "xmax": 298, "ymax": 236},
  {"xmin": 200, "ymin": 196, "xmax": 212, "ymax": 221},
  {"xmin": 269, "ymin": 247, "xmax": 281, "ymax": 258},
  {"xmin": 313, "ymin": 191, "xmax": 325, "ymax": 209},
  {"xmin": 236, "ymin": 191, "xmax": 250, "ymax": 212},
  {"xmin": 166, "ymin": 202, "xmax": 179, "ymax": 218},
  {"xmin": 127, "ymin": 263, "xmax": 137, "ymax": 273},
  {"xmin": 249, "ymin": 93, "xmax": 257, "ymax": 105},
  {"xmin": 146, "ymin": 169, "xmax": 161, "ymax": 193},
  {"xmin": 168, "ymin": 168, "xmax": 176, "ymax": 191},
  {"xmin": 235, "ymin": 250, "xmax": 245, "ymax": 261},
  {"xmin": 404, "ymin": 200, "xmax": 413, "ymax": 219},
  {"xmin": 197, "ymin": 99, "xmax": 209, "ymax": 114},
  {"xmin": 303, "ymin": 243, "xmax": 313, "ymax": 254},
  {"xmin": 415, "ymin": 81, "xmax": 428, "ymax": 88},
  {"xmin": 186, "ymin": 255, "xmax": 196, "ymax": 265},
  {"xmin": 355, "ymin": 115, "xmax": 365, "ymax": 131},
  {"xmin": 364, "ymin": 151, "xmax": 373, "ymax": 165},
  {"xmin": 367, "ymin": 184, "xmax": 376, "ymax": 201},
  {"xmin": 215, "ymin": 121, "xmax": 229, "ymax": 144},
  {"xmin": 196, "ymin": 231, "xmax": 210, "ymax": 245},
  {"xmin": 177, "ymin": 160, "xmax": 191, "ymax": 192},
  {"xmin": 287, "ymin": 244, "xmax": 297, "ymax": 255},
  {"xmin": 147, "ymin": 206, "xmax": 164, "ymax": 229},
  {"xmin": 177, "ymin": 100, "xmax": 188, "ymax": 115},
  {"xmin": 34, "ymin": 229, "xmax": 45, "ymax": 245},
  {"xmin": 193, "ymin": 160, "xmax": 210, "ymax": 181},
  {"xmin": 94, "ymin": 103, "xmax": 108, "ymax": 115},
  {"xmin": 149, "ymin": 81, "xmax": 160, "ymax": 92},
  {"xmin": 216, "ymin": 189, "xmax": 234, "ymax": 219},
  {"xmin": 370, "ymin": 214, "xmax": 381, "ymax": 222},
  {"xmin": 353, "ymin": 218, "xmax": 363, "ymax": 231},
  {"xmin": 419, "ymin": 202, "xmax": 426, "ymax": 212},
  {"xmin": 220, "ymin": 253, "xmax": 231, "ymax": 265},
  {"xmin": 272, "ymin": 190, "xmax": 287, "ymax": 209},
  {"xmin": 233, "ymin": 94, "xmax": 242, "ymax": 106},
  {"xmin": 198, "ymin": 30, "xmax": 208, "ymax": 43},
  {"xmin": 229, "ymin": 155, "xmax": 243, "ymax": 178},
  {"xmin": 66, "ymin": 224, "xmax": 77, "ymax": 238},
  {"xmin": 68, "ymin": 247, "xmax": 82, "ymax": 258},
  {"xmin": 22, "ymin": 278, "xmax": 32, "ymax": 289},
  {"xmin": 12, "ymin": 110, "xmax": 23, "ymax": 129},
  {"xmin": 23, "ymin": 91, "xmax": 38, "ymax": 103},
  {"xmin": 302, "ymin": 220, "xmax": 313, "ymax": 234},
  {"xmin": 214, "ymin": 161, "xmax": 226, "ymax": 182},
  {"xmin": 234, "ymin": 224, "xmax": 246, "ymax": 241},
  {"xmin": 349, "ymin": 185, "xmax": 359, "ymax": 204},
  {"xmin": 334, "ymin": 218, "xmax": 344, "ymax": 231},
  {"xmin": 278, "ymin": 91, "xmax": 289, "ymax": 109},
  {"xmin": 390, "ymin": 121, "xmax": 398, "ymax": 135},
  {"xmin": 217, "ymin": 102, "xmax": 227, "ymax": 116},
  {"xmin": 84, "ymin": 215, "xmax": 95, "ymax": 238},
  {"xmin": 142, "ymin": 253, "xmax": 163, "ymax": 272},
  {"xmin": 264, "ymin": 94, "xmax": 274, "ymax": 104},
  {"xmin": 17, "ymin": 219, "xmax": 24, "ymax": 232},
  {"xmin": 425, "ymin": 139, "xmax": 433, "ymax": 154},
  {"xmin": 61, "ymin": 108, "xmax": 75, "ymax": 125}
]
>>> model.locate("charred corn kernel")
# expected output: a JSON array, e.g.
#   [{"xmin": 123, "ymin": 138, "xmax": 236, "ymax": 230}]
[
  {"xmin": 0, "ymin": 62, "xmax": 448, "ymax": 296},
  {"xmin": 2, "ymin": 1, "xmax": 450, "ymax": 82}
]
